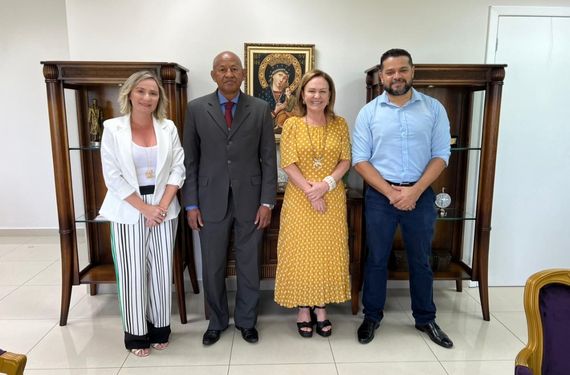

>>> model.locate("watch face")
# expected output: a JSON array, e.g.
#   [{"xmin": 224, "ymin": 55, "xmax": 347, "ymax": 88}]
[{"xmin": 435, "ymin": 192, "xmax": 451, "ymax": 209}]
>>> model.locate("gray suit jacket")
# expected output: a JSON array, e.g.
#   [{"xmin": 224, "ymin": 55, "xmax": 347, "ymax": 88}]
[{"xmin": 182, "ymin": 91, "xmax": 277, "ymax": 222}]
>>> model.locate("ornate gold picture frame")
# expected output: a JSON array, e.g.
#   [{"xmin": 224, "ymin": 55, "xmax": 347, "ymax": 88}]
[{"xmin": 244, "ymin": 43, "xmax": 315, "ymax": 139}]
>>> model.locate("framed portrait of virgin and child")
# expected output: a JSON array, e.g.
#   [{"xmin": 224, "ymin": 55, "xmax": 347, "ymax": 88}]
[{"xmin": 244, "ymin": 43, "xmax": 315, "ymax": 139}]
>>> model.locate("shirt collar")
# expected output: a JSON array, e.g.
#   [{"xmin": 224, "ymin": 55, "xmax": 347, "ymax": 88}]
[
  {"xmin": 379, "ymin": 87, "xmax": 421, "ymax": 106},
  {"xmin": 217, "ymin": 90, "xmax": 240, "ymax": 105}
]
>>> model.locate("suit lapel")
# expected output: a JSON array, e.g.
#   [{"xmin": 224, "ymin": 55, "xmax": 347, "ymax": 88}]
[
  {"xmin": 229, "ymin": 92, "xmax": 251, "ymax": 140},
  {"xmin": 205, "ymin": 93, "xmax": 230, "ymax": 136}
]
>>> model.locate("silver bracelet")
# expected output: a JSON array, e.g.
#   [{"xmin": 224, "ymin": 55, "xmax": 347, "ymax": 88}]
[{"xmin": 323, "ymin": 175, "xmax": 336, "ymax": 192}]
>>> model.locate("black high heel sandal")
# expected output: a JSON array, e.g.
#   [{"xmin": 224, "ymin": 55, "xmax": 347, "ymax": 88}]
[
  {"xmin": 312, "ymin": 306, "xmax": 332, "ymax": 337},
  {"xmin": 296, "ymin": 306, "xmax": 314, "ymax": 338}
]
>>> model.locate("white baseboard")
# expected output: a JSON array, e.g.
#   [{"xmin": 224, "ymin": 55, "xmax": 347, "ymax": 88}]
[{"xmin": 0, "ymin": 228, "xmax": 59, "ymax": 236}]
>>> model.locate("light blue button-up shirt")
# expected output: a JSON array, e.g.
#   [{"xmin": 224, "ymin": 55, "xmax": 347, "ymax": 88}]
[
  {"xmin": 217, "ymin": 90, "xmax": 239, "ymax": 117},
  {"xmin": 352, "ymin": 88, "xmax": 450, "ymax": 183}
]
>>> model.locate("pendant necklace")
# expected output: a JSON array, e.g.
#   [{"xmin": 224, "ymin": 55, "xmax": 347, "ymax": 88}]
[
  {"xmin": 304, "ymin": 116, "xmax": 328, "ymax": 170},
  {"xmin": 144, "ymin": 146, "xmax": 156, "ymax": 179},
  {"xmin": 132, "ymin": 118, "xmax": 156, "ymax": 179}
]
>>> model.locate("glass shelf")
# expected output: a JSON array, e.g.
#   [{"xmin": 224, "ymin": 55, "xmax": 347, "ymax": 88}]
[
  {"xmin": 75, "ymin": 214, "xmax": 109, "ymax": 224},
  {"xmin": 69, "ymin": 145, "xmax": 101, "ymax": 151},
  {"xmin": 435, "ymin": 208, "xmax": 476, "ymax": 221},
  {"xmin": 451, "ymin": 146, "xmax": 481, "ymax": 151}
]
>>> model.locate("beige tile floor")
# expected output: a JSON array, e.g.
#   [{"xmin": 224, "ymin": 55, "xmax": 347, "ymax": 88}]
[{"xmin": 0, "ymin": 234, "xmax": 527, "ymax": 374}]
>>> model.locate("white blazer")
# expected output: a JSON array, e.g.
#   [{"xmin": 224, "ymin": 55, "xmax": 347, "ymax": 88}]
[{"xmin": 99, "ymin": 115, "xmax": 185, "ymax": 224}]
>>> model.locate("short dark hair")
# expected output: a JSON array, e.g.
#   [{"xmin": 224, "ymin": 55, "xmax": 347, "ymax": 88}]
[{"xmin": 379, "ymin": 48, "xmax": 413, "ymax": 71}]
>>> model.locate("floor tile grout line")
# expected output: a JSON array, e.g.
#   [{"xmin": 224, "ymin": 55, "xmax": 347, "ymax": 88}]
[
  {"xmin": 1, "ymin": 235, "xmax": 528, "ymax": 373},
  {"xmin": 23, "ymin": 319, "xmax": 60, "ymax": 356},
  {"xmin": 13, "ymin": 258, "xmax": 60, "ymax": 286},
  {"xmin": 0, "ymin": 282, "xmax": 26, "ymax": 303},
  {"xmin": 227, "ymin": 324, "xmax": 237, "ymax": 372},
  {"xmin": 0, "ymin": 243, "xmax": 25, "ymax": 260},
  {"xmin": 400, "ymin": 307, "xmax": 451, "ymax": 370},
  {"xmin": 463, "ymin": 286, "xmax": 484, "ymax": 305},
  {"xmin": 490, "ymin": 311, "xmax": 527, "ymax": 345},
  {"xmin": 327, "ymin": 332, "xmax": 341, "ymax": 375}
]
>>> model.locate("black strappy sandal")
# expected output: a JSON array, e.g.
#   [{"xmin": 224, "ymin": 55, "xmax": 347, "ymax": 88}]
[
  {"xmin": 296, "ymin": 306, "xmax": 314, "ymax": 338},
  {"xmin": 312, "ymin": 306, "xmax": 332, "ymax": 337}
]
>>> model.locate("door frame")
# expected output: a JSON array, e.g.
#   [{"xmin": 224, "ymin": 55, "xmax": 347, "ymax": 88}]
[{"xmin": 486, "ymin": 6, "xmax": 570, "ymax": 63}]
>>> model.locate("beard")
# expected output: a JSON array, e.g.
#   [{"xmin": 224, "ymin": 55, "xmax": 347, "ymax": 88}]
[{"xmin": 384, "ymin": 79, "xmax": 412, "ymax": 96}]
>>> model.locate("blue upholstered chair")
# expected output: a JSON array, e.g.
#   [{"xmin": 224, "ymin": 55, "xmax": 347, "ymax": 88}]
[
  {"xmin": 515, "ymin": 269, "xmax": 570, "ymax": 375},
  {"xmin": 0, "ymin": 348, "xmax": 27, "ymax": 375}
]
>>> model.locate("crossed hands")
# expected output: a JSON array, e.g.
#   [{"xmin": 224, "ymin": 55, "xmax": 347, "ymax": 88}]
[
  {"xmin": 387, "ymin": 185, "xmax": 420, "ymax": 211},
  {"xmin": 305, "ymin": 180, "xmax": 329, "ymax": 214},
  {"xmin": 142, "ymin": 204, "xmax": 168, "ymax": 227}
]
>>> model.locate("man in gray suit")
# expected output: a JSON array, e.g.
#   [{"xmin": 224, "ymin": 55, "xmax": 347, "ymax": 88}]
[{"xmin": 182, "ymin": 51, "xmax": 277, "ymax": 345}]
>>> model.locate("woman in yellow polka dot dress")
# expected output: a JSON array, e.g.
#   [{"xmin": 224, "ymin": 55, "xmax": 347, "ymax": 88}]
[{"xmin": 274, "ymin": 70, "xmax": 351, "ymax": 338}]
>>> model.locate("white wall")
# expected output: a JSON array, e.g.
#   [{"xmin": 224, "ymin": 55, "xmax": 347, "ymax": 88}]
[
  {"xmin": 2, "ymin": 0, "xmax": 566, "ymax": 229},
  {"xmin": 1, "ymin": 0, "xmax": 569, "ymax": 282},
  {"xmin": 487, "ymin": 9, "xmax": 570, "ymax": 285},
  {"xmin": 0, "ymin": 0, "xmax": 70, "ymax": 228}
]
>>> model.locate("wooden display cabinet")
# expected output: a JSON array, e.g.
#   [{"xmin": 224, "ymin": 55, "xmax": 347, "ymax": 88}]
[
  {"xmin": 364, "ymin": 64, "xmax": 506, "ymax": 320},
  {"xmin": 41, "ymin": 61, "xmax": 198, "ymax": 326}
]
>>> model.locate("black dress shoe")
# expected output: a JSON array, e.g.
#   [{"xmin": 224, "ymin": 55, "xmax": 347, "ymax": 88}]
[
  {"xmin": 415, "ymin": 321, "xmax": 453, "ymax": 348},
  {"xmin": 236, "ymin": 326, "xmax": 259, "ymax": 343},
  {"xmin": 202, "ymin": 329, "xmax": 222, "ymax": 345},
  {"xmin": 357, "ymin": 318, "xmax": 380, "ymax": 344}
]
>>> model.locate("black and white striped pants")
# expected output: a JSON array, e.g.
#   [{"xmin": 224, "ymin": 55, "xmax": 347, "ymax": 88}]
[{"xmin": 110, "ymin": 194, "xmax": 177, "ymax": 349}]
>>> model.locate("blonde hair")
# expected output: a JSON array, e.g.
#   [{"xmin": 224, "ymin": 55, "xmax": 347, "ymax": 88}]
[
  {"xmin": 118, "ymin": 71, "xmax": 168, "ymax": 120},
  {"xmin": 295, "ymin": 69, "xmax": 336, "ymax": 120}
]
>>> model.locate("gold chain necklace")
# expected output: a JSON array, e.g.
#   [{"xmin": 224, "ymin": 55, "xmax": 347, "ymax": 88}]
[{"xmin": 304, "ymin": 117, "xmax": 328, "ymax": 170}]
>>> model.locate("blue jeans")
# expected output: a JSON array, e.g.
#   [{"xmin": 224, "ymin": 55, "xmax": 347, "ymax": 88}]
[{"xmin": 362, "ymin": 187, "xmax": 437, "ymax": 325}]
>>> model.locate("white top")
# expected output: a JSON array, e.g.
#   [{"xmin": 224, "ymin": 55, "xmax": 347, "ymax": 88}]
[
  {"xmin": 99, "ymin": 115, "xmax": 185, "ymax": 224},
  {"xmin": 132, "ymin": 142, "xmax": 158, "ymax": 186}
]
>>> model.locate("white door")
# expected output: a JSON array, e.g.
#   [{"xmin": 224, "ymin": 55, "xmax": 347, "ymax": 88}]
[{"xmin": 487, "ymin": 8, "xmax": 570, "ymax": 285}]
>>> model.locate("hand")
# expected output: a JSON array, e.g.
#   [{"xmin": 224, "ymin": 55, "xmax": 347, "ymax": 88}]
[
  {"xmin": 145, "ymin": 218, "xmax": 159, "ymax": 228},
  {"xmin": 390, "ymin": 185, "xmax": 420, "ymax": 211},
  {"xmin": 274, "ymin": 102, "xmax": 286, "ymax": 114},
  {"xmin": 186, "ymin": 208, "xmax": 203, "ymax": 231},
  {"xmin": 254, "ymin": 205, "xmax": 272, "ymax": 230},
  {"xmin": 141, "ymin": 204, "xmax": 167, "ymax": 227},
  {"xmin": 305, "ymin": 181, "xmax": 328, "ymax": 202},
  {"xmin": 311, "ymin": 197, "xmax": 326, "ymax": 213}
]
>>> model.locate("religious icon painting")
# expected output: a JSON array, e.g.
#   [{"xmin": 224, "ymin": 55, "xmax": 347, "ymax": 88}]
[{"xmin": 244, "ymin": 43, "xmax": 315, "ymax": 141}]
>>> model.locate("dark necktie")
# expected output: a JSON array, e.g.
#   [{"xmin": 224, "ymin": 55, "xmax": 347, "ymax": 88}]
[{"xmin": 224, "ymin": 102, "xmax": 233, "ymax": 129}]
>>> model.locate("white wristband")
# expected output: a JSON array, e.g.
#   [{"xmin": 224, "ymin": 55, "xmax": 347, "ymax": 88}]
[{"xmin": 323, "ymin": 175, "xmax": 336, "ymax": 192}]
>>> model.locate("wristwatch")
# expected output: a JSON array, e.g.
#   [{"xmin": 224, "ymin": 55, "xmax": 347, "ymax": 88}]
[{"xmin": 262, "ymin": 203, "xmax": 275, "ymax": 210}]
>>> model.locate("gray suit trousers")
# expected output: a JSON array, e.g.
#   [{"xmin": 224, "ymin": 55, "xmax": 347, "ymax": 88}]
[{"xmin": 199, "ymin": 196, "xmax": 262, "ymax": 330}]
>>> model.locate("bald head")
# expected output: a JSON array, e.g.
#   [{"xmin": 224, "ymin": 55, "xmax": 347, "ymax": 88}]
[
  {"xmin": 212, "ymin": 51, "xmax": 243, "ymax": 70},
  {"xmin": 211, "ymin": 51, "xmax": 245, "ymax": 100}
]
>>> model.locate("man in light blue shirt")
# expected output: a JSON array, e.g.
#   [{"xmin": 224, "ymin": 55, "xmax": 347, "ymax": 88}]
[{"xmin": 352, "ymin": 49, "xmax": 453, "ymax": 348}]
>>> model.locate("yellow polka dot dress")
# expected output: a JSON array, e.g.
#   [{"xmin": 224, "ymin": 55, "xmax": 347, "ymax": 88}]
[{"xmin": 274, "ymin": 116, "xmax": 351, "ymax": 308}]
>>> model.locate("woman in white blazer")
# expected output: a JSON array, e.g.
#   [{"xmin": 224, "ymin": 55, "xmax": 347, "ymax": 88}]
[{"xmin": 99, "ymin": 71, "xmax": 185, "ymax": 357}]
